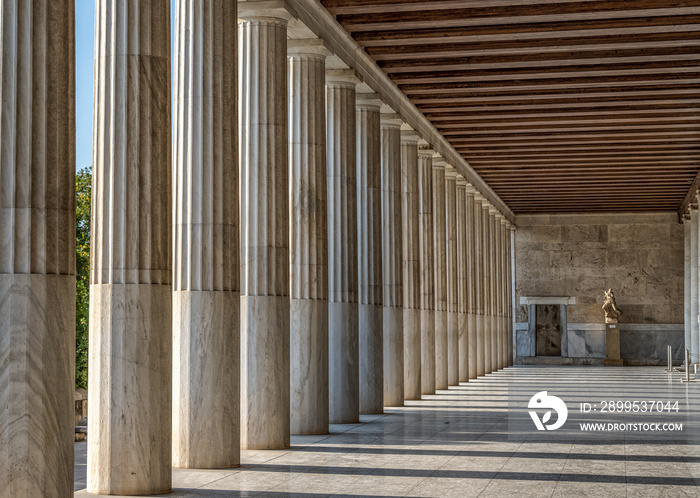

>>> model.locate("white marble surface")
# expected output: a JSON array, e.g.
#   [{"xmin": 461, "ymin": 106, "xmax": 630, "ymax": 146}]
[
  {"xmin": 403, "ymin": 308, "xmax": 421, "ymax": 400},
  {"xmin": 401, "ymin": 133, "xmax": 422, "ymax": 400},
  {"xmin": 418, "ymin": 148, "xmax": 435, "ymax": 394},
  {"xmin": 692, "ymin": 206, "xmax": 700, "ymax": 359},
  {"xmin": 89, "ymin": 284, "xmax": 173, "ymax": 495},
  {"xmin": 172, "ymin": 291, "xmax": 240, "ymax": 468},
  {"xmin": 327, "ymin": 71, "xmax": 360, "ymax": 424},
  {"xmin": 288, "ymin": 42, "xmax": 329, "ymax": 435},
  {"xmin": 381, "ymin": 116, "xmax": 404, "ymax": 407},
  {"xmin": 240, "ymin": 295, "xmax": 290, "ymax": 449},
  {"xmin": 357, "ymin": 96, "xmax": 384, "ymax": 415},
  {"xmin": 172, "ymin": 0, "xmax": 240, "ymax": 468},
  {"xmin": 329, "ymin": 302, "xmax": 360, "ymax": 423},
  {"xmin": 239, "ymin": 13, "xmax": 290, "ymax": 450},
  {"xmin": 290, "ymin": 298, "xmax": 328, "ymax": 434},
  {"xmin": 684, "ymin": 217, "xmax": 691, "ymax": 354},
  {"xmin": 89, "ymin": 1, "xmax": 172, "ymax": 493},
  {"xmin": 468, "ymin": 313, "xmax": 478, "ymax": 379},
  {"xmin": 383, "ymin": 306, "xmax": 404, "ymax": 406},
  {"xmin": 0, "ymin": 2, "xmax": 75, "ymax": 495}
]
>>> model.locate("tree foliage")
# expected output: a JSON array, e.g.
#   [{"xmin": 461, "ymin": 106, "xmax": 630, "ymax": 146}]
[{"xmin": 76, "ymin": 167, "xmax": 91, "ymax": 389}]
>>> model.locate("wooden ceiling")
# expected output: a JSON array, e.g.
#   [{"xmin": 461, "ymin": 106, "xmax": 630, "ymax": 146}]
[{"xmin": 322, "ymin": 0, "xmax": 700, "ymax": 214}]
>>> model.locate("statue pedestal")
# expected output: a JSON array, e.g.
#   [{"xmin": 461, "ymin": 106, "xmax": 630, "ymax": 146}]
[{"xmin": 604, "ymin": 322, "xmax": 623, "ymax": 366}]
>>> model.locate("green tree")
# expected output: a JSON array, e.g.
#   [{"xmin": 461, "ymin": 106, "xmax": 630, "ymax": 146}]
[{"xmin": 76, "ymin": 167, "xmax": 91, "ymax": 389}]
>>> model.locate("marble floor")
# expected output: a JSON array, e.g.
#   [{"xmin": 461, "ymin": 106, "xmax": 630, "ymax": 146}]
[{"xmin": 75, "ymin": 366, "xmax": 700, "ymax": 497}]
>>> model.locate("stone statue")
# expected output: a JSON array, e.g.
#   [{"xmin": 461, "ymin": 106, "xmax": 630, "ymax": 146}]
[{"xmin": 602, "ymin": 288, "xmax": 623, "ymax": 323}]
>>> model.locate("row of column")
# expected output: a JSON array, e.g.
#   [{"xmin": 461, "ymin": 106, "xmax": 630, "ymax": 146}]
[
  {"xmin": 684, "ymin": 197, "xmax": 700, "ymax": 362},
  {"xmin": 0, "ymin": 2, "xmax": 513, "ymax": 496}
]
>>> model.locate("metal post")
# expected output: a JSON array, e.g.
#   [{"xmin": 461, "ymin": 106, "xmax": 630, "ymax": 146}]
[{"xmin": 681, "ymin": 348, "xmax": 695, "ymax": 382}]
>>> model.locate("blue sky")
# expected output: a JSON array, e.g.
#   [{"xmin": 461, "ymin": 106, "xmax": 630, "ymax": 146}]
[{"xmin": 75, "ymin": 1, "xmax": 176, "ymax": 171}]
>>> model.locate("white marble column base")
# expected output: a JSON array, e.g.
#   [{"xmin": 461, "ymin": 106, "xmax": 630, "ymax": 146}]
[
  {"xmin": 476, "ymin": 314, "xmax": 485, "ymax": 377},
  {"xmin": 403, "ymin": 308, "xmax": 421, "ymax": 400},
  {"xmin": 383, "ymin": 305, "xmax": 404, "ymax": 407},
  {"xmin": 435, "ymin": 310, "xmax": 448, "ymax": 390},
  {"xmin": 329, "ymin": 301, "xmax": 359, "ymax": 424},
  {"xmin": 291, "ymin": 298, "xmax": 329, "ymax": 435},
  {"xmin": 448, "ymin": 311, "xmax": 459, "ymax": 386},
  {"xmin": 484, "ymin": 316, "xmax": 492, "ymax": 374},
  {"xmin": 0, "ymin": 274, "xmax": 74, "ymax": 498},
  {"xmin": 359, "ymin": 303, "xmax": 383, "ymax": 414},
  {"xmin": 420, "ymin": 309, "xmax": 436, "ymax": 395},
  {"xmin": 241, "ymin": 295, "xmax": 290, "ymax": 450},
  {"xmin": 458, "ymin": 312, "xmax": 469, "ymax": 383},
  {"xmin": 173, "ymin": 290, "xmax": 240, "ymax": 469},
  {"xmin": 88, "ymin": 283, "xmax": 172, "ymax": 495},
  {"xmin": 490, "ymin": 315, "xmax": 498, "ymax": 372},
  {"xmin": 468, "ymin": 313, "xmax": 477, "ymax": 379}
]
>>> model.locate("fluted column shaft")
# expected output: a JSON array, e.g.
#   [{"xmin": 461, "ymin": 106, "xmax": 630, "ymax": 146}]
[
  {"xmin": 466, "ymin": 189, "xmax": 478, "ymax": 379},
  {"xmin": 401, "ymin": 132, "xmax": 421, "ymax": 400},
  {"xmin": 381, "ymin": 116, "xmax": 404, "ymax": 407},
  {"xmin": 239, "ymin": 12, "xmax": 290, "ymax": 449},
  {"xmin": 691, "ymin": 204, "xmax": 699, "ymax": 362},
  {"xmin": 456, "ymin": 179, "xmax": 469, "ymax": 382},
  {"xmin": 489, "ymin": 210, "xmax": 498, "ymax": 372},
  {"xmin": 89, "ymin": 2, "xmax": 172, "ymax": 494},
  {"xmin": 327, "ymin": 71, "xmax": 360, "ymax": 423},
  {"xmin": 508, "ymin": 225, "xmax": 515, "ymax": 366},
  {"xmin": 492, "ymin": 212, "xmax": 501, "ymax": 371},
  {"xmin": 172, "ymin": 0, "xmax": 239, "ymax": 469},
  {"xmin": 500, "ymin": 219, "xmax": 508, "ymax": 369},
  {"xmin": 481, "ymin": 201, "xmax": 492, "ymax": 374},
  {"xmin": 432, "ymin": 158, "xmax": 448, "ymax": 390},
  {"xmin": 685, "ymin": 216, "xmax": 691, "ymax": 354},
  {"xmin": 356, "ymin": 96, "xmax": 383, "ymax": 414},
  {"xmin": 288, "ymin": 41, "xmax": 328, "ymax": 435},
  {"xmin": 473, "ymin": 196, "xmax": 485, "ymax": 376},
  {"xmin": 418, "ymin": 148, "xmax": 435, "ymax": 394},
  {"xmin": 445, "ymin": 167, "xmax": 459, "ymax": 386},
  {"xmin": 0, "ymin": 2, "xmax": 75, "ymax": 496}
]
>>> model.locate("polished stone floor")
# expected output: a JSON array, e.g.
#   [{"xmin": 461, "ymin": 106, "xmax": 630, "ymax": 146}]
[{"xmin": 75, "ymin": 366, "xmax": 700, "ymax": 497}]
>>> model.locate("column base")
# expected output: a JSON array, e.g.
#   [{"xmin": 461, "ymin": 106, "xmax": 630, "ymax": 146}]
[
  {"xmin": 329, "ymin": 301, "xmax": 359, "ymax": 424},
  {"xmin": 403, "ymin": 308, "xmax": 421, "ymax": 400},
  {"xmin": 420, "ymin": 309, "xmax": 435, "ymax": 395},
  {"xmin": 359, "ymin": 303, "xmax": 383, "ymax": 414},
  {"xmin": 448, "ymin": 311, "xmax": 459, "ymax": 386},
  {"xmin": 435, "ymin": 310, "xmax": 448, "ymax": 390},
  {"xmin": 291, "ymin": 298, "xmax": 329, "ymax": 435},
  {"xmin": 458, "ymin": 312, "xmax": 469, "ymax": 382},
  {"xmin": 1, "ymin": 274, "xmax": 74, "ymax": 498},
  {"xmin": 241, "ymin": 294, "xmax": 290, "ymax": 450},
  {"xmin": 383, "ymin": 305, "xmax": 404, "ymax": 407}
]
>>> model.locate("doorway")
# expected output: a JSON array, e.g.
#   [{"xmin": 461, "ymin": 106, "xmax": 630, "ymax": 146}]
[{"xmin": 535, "ymin": 304, "xmax": 561, "ymax": 356}]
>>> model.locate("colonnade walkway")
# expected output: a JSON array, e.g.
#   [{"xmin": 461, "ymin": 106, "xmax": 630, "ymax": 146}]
[{"xmin": 75, "ymin": 366, "xmax": 700, "ymax": 497}]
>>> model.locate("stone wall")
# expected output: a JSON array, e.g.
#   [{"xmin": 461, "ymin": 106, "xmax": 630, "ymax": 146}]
[{"xmin": 515, "ymin": 212, "xmax": 684, "ymax": 364}]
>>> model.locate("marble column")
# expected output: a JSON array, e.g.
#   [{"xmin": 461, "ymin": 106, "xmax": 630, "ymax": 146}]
[
  {"xmin": 473, "ymin": 193, "xmax": 485, "ymax": 377},
  {"xmin": 356, "ymin": 93, "xmax": 383, "ymax": 414},
  {"xmin": 456, "ymin": 177, "xmax": 470, "ymax": 382},
  {"xmin": 381, "ymin": 113, "xmax": 404, "ymax": 407},
  {"xmin": 418, "ymin": 146, "xmax": 436, "ymax": 395},
  {"xmin": 239, "ymin": 7, "xmax": 291, "ymax": 449},
  {"xmin": 489, "ymin": 207, "xmax": 499, "ymax": 372},
  {"xmin": 480, "ymin": 199, "xmax": 492, "ymax": 374},
  {"xmin": 432, "ymin": 156, "xmax": 448, "ymax": 389},
  {"xmin": 466, "ymin": 186, "xmax": 479, "ymax": 379},
  {"xmin": 401, "ymin": 131, "xmax": 422, "ymax": 400},
  {"xmin": 327, "ymin": 69, "xmax": 360, "ymax": 423},
  {"xmin": 500, "ymin": 218, "xmax": 508, "ymax": 369},
  {"xmin": 89, "ymin": 1, "xmax": 172, "ymax": 494},
  {"xmin": 445, "ymin": 166, "xmax": 459, "ymax": 386},
  {"xmin": 509, "ymin": 224, "xmax": 516, "ymax": 367},
  {"xmin": 492, "ymin": 211, "xmax": 502, "ymax": 371},
  {"xmin": 685, "ymin": 215, "xmax": 691, "ymax": 355},
  {"xmin": 173, "ymin": 0, "xmax": 239, "ymax": 468},
  {"xmin": 288, "ymin": 40, "xmax": 329, "ymax": 435},
  {"xmin": 691, "ymin": 202, "xmax": 699, "ymax": 363},
  {"xmin": 0, "ymin": 2, "xmax": 75, "ymax": 496}
]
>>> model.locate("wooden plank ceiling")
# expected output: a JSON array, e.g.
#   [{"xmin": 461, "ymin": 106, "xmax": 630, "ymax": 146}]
[{"xmin": 322, "ymin": 0, "xmax": 700, "ymax": 214}]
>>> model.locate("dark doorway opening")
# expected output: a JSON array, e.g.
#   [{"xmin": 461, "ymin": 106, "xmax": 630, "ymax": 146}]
[{"xmin": 535, "ymin": 304, "xmax": 561, "ymax": 356}]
